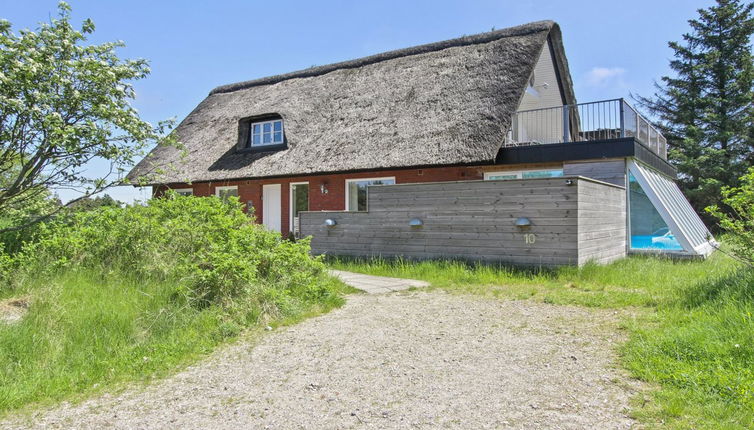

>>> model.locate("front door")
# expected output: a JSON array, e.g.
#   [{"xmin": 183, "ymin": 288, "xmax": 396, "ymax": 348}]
[{"xmin": 262, "ymin": 184, "xmax": 282, "ymax": 232}]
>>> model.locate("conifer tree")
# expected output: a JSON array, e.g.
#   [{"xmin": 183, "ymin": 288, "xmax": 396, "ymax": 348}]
[{"xmin": 638, "ymin": 0, "xmax": 754, "ymax": 221}]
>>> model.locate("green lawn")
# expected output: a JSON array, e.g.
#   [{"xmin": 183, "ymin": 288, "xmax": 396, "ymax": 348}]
[{"xmin": 330, "ymin": 253, "xmax": 754, "ymax": 429}]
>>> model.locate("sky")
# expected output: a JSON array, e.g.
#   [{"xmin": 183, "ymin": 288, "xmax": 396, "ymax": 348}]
[{"xmin": 2, "ymin": 0, "xmax": 715, "ymax": 203}]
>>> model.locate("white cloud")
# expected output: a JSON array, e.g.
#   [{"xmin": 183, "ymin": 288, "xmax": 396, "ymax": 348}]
[{"xmin": 585, "ymin": 67, "xmax": 626, "ymax": 87}]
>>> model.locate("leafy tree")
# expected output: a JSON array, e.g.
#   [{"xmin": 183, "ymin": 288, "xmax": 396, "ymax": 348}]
[
  {"xmin": 0, "ymin": 2, "xmax": 174, "ymax": 232},
  {"xmin": 707, "ymin": 167, "xmax": 754, "ymax": 265},
  {"xmin": 67, "ymin": 193, "xmax": 122, "ymax": 212},
  {"xmin": 637, "ymin": 0, "xmax": 754, "ymax": 222}
]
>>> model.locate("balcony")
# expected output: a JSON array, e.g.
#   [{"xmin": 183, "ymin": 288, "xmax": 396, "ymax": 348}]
[{"xmin": 507, "ymin": 98, "xmax": 667, "ymax": 159}]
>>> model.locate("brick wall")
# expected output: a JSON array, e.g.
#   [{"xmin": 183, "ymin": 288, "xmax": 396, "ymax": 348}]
[{"xmin": 155, "ymin": 162, "xmax": 562, "ymax": 235}]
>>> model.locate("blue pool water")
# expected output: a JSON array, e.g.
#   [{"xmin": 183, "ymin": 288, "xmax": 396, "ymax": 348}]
[{"xmin": 631, "ymin": 234, "xmax": 683, "ymax": 251}]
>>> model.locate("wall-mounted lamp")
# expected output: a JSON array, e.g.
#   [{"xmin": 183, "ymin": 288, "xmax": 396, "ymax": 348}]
[
  {"xmin": 320, "ymin": 182, "xmax": 329, "ymax": 194},
  {"xmin": 408, "ymin": 218, "xmax": 423, "ymax": 227},
  {"xmin": 324, "ymin": 218, "xmax": 337, "ymax": 227},
  {"xmin": 565, "ymin": 179, "xmax": 574, "ymax": 186},
  {"xmin": 515, "ymin": 217, "xmax": 532, "ymax": 228}
]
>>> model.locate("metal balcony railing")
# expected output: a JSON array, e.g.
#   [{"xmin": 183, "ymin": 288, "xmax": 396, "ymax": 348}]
[{"xmin": 507, "ymin": 98, "xmax": 667, "ymax": 159}]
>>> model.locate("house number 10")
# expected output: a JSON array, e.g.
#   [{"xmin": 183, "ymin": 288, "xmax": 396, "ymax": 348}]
[{"xmin": 524, "ymin": 233, "xmax": 536, "ymax": 244}]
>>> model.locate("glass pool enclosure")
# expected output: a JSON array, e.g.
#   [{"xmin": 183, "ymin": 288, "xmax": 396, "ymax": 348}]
[{"xmin": 627, "ymin": 161, "xmax": 715, "ymax": 256}]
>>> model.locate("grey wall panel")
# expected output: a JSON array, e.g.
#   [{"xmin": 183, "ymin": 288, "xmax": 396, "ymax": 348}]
[
  {"xmin": 300, "ymin": 177, "xmax": 626, "ymax": 267},
  {"xmin": 563, "ymin": 160, "xmax": 626, "ymax": 187},
  {"xmin": 576, "ymin": 179, "xmax": 627, "ymax": 265}
]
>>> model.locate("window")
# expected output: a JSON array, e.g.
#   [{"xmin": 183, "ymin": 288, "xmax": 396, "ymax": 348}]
[
  {"xmin": 290, "ymin": 182, "xmax": 309, "ymax": 237},
  {"xmin": 215, "ymin": 186, "xmax": 238, "ymax": 201},
  {"xmin": 249, "ymin": 119, "xmax": 284, "ymax": 147},
  {"xmin": 345, "ymin": 177, "xmax": 395, "ymax": 211},
  {"xmin": 172, "ymin": 188, "xmax": 193, "ymax": 196},
  {"xmin": 484, "ymin": 169, "xmax": 563, "ymax": 180}
]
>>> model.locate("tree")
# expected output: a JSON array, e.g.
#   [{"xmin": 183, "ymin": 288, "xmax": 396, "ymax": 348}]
[
  {"xmin": 67, "ymin": 193, "xmax": 122, "ymax": 212},
  {"xmin": 0, "ymin": 2, "xmax": 174, "ymax": 232},
  {"xmin": 637, "ymin": 0, "xmax": 754, "ymax": 222},
  {"xmin": 707, "ymin": 167, "xmax": 754, "ymax": 265}
]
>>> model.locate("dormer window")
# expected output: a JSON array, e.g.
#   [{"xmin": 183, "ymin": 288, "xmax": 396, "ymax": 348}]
[
  {"xmin": 250, "ymin": 119, "xmax": 284, "ymax": 147},
  {"xmin": 237, "ymin": 114, "xmax": 286, "ymax": 152}
]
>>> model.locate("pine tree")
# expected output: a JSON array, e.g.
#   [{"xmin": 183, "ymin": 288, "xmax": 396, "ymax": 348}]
[{"xmin": 638, "ymin": 0, "xmax": 754, "ymax": 221}]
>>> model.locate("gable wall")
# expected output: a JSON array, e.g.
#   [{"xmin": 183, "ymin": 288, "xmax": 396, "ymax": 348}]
[{"xmin": 516, "ymin": 39, "xmax": 565, "ymax": 112}]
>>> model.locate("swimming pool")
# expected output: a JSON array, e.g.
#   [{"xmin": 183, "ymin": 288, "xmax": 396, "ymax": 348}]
[{"xmin": 631, "ymin": 234, "xmax": 683, "ymax": 251}]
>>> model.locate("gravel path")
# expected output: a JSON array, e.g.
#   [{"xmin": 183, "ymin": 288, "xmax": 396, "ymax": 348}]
[{"xmin": 4, "ymin": 291, "xmax": 639, "ymax": 429}]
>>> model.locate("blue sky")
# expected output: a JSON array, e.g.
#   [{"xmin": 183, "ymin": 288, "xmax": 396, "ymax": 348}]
[{"xmin": 3, "ymin": 0, "xmax": 714, "ymax": 203}]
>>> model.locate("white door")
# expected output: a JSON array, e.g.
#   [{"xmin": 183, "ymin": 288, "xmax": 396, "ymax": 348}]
[{"xmin": 262, "ymin": 184, "xmax": 282, "ymax": 232}]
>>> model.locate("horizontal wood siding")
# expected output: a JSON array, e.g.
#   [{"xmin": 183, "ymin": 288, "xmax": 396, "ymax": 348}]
[
  {"xmin": 577, "ymin": 179, "xmax": 627, "ymax": 265},
  {"xmin": 301, "ymin": 177, "xmax": 627, "ymax": 266}
]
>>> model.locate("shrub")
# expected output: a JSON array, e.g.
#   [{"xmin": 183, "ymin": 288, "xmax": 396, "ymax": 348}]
[
  {"xmin": 707, "ymin": 167, "xmax": 754, "ymax": 265},
  {"xmin": 0, "ymin": 193, "xmax": 344, "ymax": 412},
  {"xmin": 10, "ymin": 193, "xmax": 338, "ymax": 312}
]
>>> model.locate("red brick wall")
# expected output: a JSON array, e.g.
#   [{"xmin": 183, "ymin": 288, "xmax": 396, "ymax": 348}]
[{"xmin": 156, "ymin": 162, "xmax": 561, "ymax": 235}]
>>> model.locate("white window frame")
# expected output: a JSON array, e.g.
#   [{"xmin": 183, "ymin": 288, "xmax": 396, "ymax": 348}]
[
  {"xmin": 344, "ymin": 177, "xmax": 396, "ymax": 211},
  {"xmin": 484, "ymin": 169, "xmax": 564, "ymax": 180},
  {"xmin": 289, "ymin": 182, "xmax": 309, "ymax": 236},
  {"xmin": 215, "ymin": 185, "xmax": 238, "ymax": 198},
  {"xmin": 172, "ymin": 188, "xmax": 193, "ymax": 196},
  {"xmin": 249, "ymin": 119, "xmax": 284, "ymax": 147}
]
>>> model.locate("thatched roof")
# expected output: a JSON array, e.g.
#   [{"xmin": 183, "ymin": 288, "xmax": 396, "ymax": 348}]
[{"xmin": 128, "ymin": 20, "xmax": 575, "ymax": 184}]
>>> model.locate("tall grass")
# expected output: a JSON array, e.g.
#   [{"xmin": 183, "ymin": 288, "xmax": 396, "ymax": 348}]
[
  {"xmin": 330, "ymin": 254, "xmax": 739, "ymax": 308},
  {"xmin": 0, "ymin": 195, "xmax": 347, "ymax": 414},
  {"xmin": 330, "ymin": 254, "xmax": 753, "ymax": 428}
]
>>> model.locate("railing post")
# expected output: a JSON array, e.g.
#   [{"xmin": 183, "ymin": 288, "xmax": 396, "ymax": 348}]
[
  {"xmin": 619, "ymin": 99, "xmax": 625, "ymax": 138},
  {"xmin": 562, "ymin": 106, "xmax": 570, "ymax": 143}
]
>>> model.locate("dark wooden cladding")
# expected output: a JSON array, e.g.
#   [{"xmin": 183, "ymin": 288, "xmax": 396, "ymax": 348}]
[
  {"xmin": 497, "ymin": 138, "xmax": 676, "ymax": 179},
  {"xmin": 300, "ymin": 177, "xmax": 627, "ymax": 267}
]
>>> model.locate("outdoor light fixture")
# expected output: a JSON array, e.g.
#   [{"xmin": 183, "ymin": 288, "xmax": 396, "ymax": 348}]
[
  {"xmin": 515, "ymin": 217, "xmax": 532, "ymax": 228},
  {"xmin": 408, "ymin": 218, "xmax": 423, "ymax": 227},
  {"xmin": 565, "ymin": 179, "xmax": 574, "ymax": 186},
  {"xmin": 320, "ymin": 181, "xmax": 329, "ymax": 194},
  {"xmin": 324, "ymin": 218, "xmax": 337, "ymax": 227}
]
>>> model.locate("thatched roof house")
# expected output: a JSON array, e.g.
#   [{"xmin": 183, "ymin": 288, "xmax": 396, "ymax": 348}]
[
  {"xmin": 129, "ymin": 21, "xmax": 716, "ymax": 263},
  {"xmin": 128, "ymin": 20, "xmax": 575, "ymax": 184}
]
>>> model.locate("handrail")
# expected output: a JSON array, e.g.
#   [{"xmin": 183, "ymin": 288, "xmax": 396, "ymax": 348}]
[{"xmin": 508, "ymin": 98, "xmax": 667, "ymax": 159}]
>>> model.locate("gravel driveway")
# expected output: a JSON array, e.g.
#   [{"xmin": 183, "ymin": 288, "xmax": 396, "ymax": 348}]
[{"xmin": 3, "ymin": 291, "xmax": 639, "ymax": 429}]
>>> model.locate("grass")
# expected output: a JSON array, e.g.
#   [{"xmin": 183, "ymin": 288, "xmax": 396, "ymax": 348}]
[
  {"xmin": 330, "ymin": 253, "xmax": 754, "ymax": 429},
  {"xmin": 0, "ymin": 268, "xmax": 347, "ymax": 415}
]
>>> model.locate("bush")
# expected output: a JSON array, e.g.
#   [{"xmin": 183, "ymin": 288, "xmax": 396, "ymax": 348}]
[
  {"xmin": 9, "ymin": 193, "xmax": 338, "ymax": 312},
  {"xmin": 707, "ymin": 167, "xmax": 754, "ymax": 265},
  {"xmin": 0, "ymin": 194, "xmax": 345, "ymax": 411}
]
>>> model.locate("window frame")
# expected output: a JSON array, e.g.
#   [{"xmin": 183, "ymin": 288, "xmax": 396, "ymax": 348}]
[
  {"xmin": 483, "ymin": 169, "xmax": 564, "ymax": 180},
  {"xmin": 249, "ymin": 118, "xmax": 284, "ymax": 148},
  {"xmin": 289, "ymin": 181, "xmax": 309, "ymax": 237},
  {"xmin": 172, "ymin": 188, "xmax": 193, "ymax": 196},
  {"xmin": 237, "ymin": 115, "xmax": 286, "ymax": 153},
  {"xmin": 215, "ymin": 185, "xmax": 239, "ymax": 200},
  {"xmin": 344, "ymin": 177, "xmax": 396, "ymax": 212}
]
